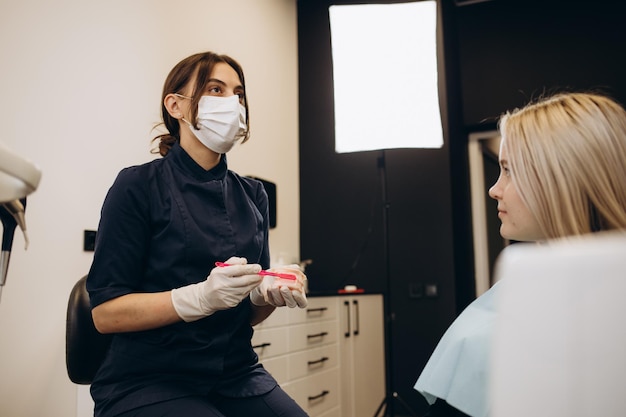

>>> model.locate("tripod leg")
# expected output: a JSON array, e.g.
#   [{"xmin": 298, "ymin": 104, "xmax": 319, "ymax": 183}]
[
  {"xmin": 373, "ymin": 396, "xmax": 387, "ymax": 417},
  {"xmin": 392, "ymin": 392, "xmax": 419, "ymax": 417}
]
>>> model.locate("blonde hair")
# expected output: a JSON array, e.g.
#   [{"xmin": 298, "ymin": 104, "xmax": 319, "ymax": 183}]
[{"xmin": 499, "ymin": 92, "xmax": 626, "ymax": 239}]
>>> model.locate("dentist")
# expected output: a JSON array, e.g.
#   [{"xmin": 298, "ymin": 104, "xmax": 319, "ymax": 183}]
[{"xmin": 87, "ymin": 52, "xmax": 308, "ymax": 417}]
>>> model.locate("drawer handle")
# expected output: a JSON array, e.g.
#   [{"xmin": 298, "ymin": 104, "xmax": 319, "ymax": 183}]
[
  {"xmin": 306, "ymin": 307, "xmax": 328, "ymax": 314},
  {"xmin": 353, "ymin": 299, "xmax": 360, "ymax": 336},
  {"xmin": 307, "ymin": 331, "xmax": 328, "ymax": 339},
  {"xmin": 344, "ymin": 300, "xmax": 351, "ymax": 337},
  {"xmin": 307, "ymin": 356, "xmax": 329, "ymax": 366},
  {"xmin": 252, "ymin": 342, "xmax": 271, "ymax": 349},
  {"xmin": 308, "ymin": 390, "xmax": 330, "ymax": 401}
]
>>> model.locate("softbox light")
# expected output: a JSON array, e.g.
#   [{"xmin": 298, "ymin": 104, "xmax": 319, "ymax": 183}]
[{"xmin": 329, "ymin": 1, "xmax": 443, "ymax": 153}]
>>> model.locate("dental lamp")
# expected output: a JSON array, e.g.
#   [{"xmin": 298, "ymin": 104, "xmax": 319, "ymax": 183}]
[{"xmin": 0, "ymin": 142, "xmax": 42, "ymax": 300}]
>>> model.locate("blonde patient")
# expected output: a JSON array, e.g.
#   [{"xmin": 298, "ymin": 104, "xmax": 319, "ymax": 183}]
[
  {"xmin": 414, "ymin": 92, "xmax": 626, "ymax": 417},
  {"xmin": 87, "ymin": 51, "xmax": 308, "ymax": 417}
]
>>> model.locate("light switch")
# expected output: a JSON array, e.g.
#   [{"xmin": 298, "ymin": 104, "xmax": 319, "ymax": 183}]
[{"xmin": 84, "ymin": 230, "xmax": 96, "ymax": 252}]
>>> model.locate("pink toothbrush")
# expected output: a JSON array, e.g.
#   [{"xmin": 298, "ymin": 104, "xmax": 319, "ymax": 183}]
[{"xmin": 215, "ymin": 262, "xmax": 297, "ymax": 280}]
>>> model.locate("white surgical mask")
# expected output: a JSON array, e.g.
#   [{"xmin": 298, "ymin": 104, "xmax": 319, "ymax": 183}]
[{"xmin": 181, "ymin": 95, "xmax": 247, "ymax": 154}]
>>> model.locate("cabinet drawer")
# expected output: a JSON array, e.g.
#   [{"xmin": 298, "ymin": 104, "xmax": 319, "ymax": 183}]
[
  {"xmin": 289, "ymin": 344, "xmax": 339, "ymax": 380},
  {"xmin": 317, "ymin": 407, "xmax": 341, "ymax": 417},
  {"xmin": 290, "ymin": 321, "xmax": 338, "ymax": 352},
  {"xmin": 254, "ymin": 306, "xmax": 290, "ymax": 329},
  {"xmin": 284, "ymin": 369, "xmax": 339, "ymax": 416},
  {"xmin": 251, "ymin": 327, "xmax": 289, "ymax": 360},
  {"xmin": 289, "ymin": 297, "xmax": 338, "ymax": 325},
  {"xmin": 259, "ymin": 356, "xmax": 289, "ymax": 385},
  {"xmin": 254, "ymin": 298, "xmax": 338, "ymax": 329}
]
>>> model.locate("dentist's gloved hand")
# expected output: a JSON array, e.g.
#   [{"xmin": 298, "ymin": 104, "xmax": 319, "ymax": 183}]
[
  {"xmin": 171, "ymin": 257, "xmax": 263, "ymax": 322},
  {"xmin": 250, "ymin": 264, "xmax": 308, "ymax": 308}
]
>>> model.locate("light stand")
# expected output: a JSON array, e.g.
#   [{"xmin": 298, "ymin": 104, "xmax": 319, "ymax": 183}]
[
  {"xmin": 373, "ymin": 150, "xmax": 418, "ymax": 417},
  {"xmin": 328, "ymin": 4, "xmax": 442, "ymax": 415}
]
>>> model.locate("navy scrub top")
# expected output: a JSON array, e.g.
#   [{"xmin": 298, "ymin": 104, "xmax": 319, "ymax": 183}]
[{"xmin": 87, "ymin": 142, "xmax": 276, "ymax": 417}]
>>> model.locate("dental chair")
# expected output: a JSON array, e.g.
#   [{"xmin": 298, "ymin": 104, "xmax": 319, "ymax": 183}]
[
  {"xmin": 489, "ymin": 231, "xmax": 626, "ymax": 417},
  {"xmin": 65, "ymin": 275, "xmax": 112, "ymax": 384}
]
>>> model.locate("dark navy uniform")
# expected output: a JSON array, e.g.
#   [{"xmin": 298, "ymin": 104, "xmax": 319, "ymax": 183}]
[{"xmin": 87, "ymin": 143, "xmax": 293, "ymax": 416}]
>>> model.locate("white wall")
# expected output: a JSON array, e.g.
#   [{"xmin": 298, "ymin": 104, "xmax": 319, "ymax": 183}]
[{"xmin": 0, "ymin": 0, "xmax": 300, "ymax": 415}]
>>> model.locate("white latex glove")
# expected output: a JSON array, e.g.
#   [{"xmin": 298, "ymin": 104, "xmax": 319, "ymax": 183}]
[
  {"xmin": 171, "ymin": 256, "xmax": 263, "ymax": 322},
  {"xmin": 250, "ymin": 264, "xmax": 308, "ymax": 308}
]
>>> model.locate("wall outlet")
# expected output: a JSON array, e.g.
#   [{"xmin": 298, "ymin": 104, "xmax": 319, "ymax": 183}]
[
  {"xmin": 83, "ymin": 230, "xmax": 96, "ymax": 252},
  {"xmin": 409, "ymin": 283, "xmax": 424, "ymax": 298}
]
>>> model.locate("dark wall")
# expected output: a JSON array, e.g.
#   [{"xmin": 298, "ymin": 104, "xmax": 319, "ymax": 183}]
[
  {"xmin": 456, "ymin": 0, "xmax": 626, "ymax": 128},
  {"xmin": 297, "ymin": 0, "xmax": 626, "ymax": 415}
]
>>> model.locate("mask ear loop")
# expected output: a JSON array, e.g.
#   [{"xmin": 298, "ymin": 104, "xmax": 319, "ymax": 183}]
[
  {"xmin": 173, "ymin": 93, "xmax": 194, "ymax": 127},
  {"xmin": 180, "ymin": 118, "xmax": 195, "ymax": 131},
  {"xmin": 237, "ymin": 103, "xmax": 249, "ymax": 141}
]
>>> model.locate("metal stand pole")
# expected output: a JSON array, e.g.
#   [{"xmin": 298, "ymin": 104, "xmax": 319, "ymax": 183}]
[{"xmin": 373, "ymin": 150, "xmax": 418, "ymax": 417}]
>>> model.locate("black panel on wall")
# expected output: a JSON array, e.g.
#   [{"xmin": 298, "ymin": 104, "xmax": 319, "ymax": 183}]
[
  {"xmin": 297, "ymin": 0, "xmax": 459, "ymax": 414},
  {"xmin": 384, "ymin": 147, "xmax": 458, "ymax": 414}
]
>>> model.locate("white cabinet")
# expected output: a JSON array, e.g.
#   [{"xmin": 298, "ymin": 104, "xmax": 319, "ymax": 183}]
[
  {"xmin": 252, "ymin": 294, "xmax": 385, "ymax": 417},
  {"xmin": 252, "ymin": 297, "xmax": 340, "ymax": 416},
  {"xmin": 339, "ymin": 294, "xmax": 386, "ymax": 417}
]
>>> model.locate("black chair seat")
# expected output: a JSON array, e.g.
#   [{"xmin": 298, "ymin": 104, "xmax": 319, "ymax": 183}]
[{"xmin": 65, "ymin": 275, "xmax": 112, "ymax": 384}]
